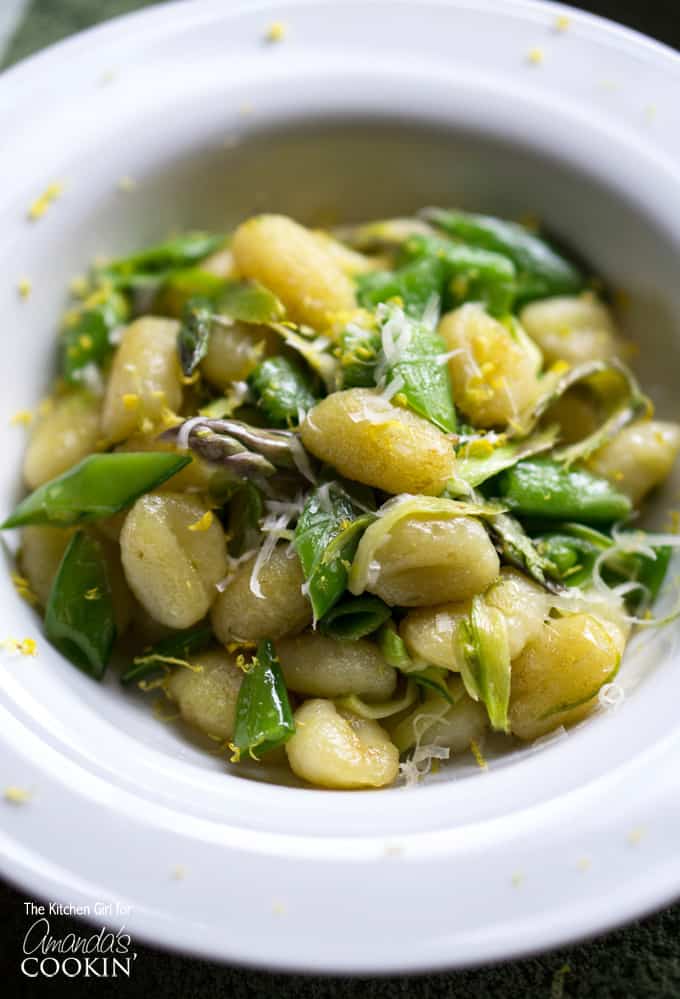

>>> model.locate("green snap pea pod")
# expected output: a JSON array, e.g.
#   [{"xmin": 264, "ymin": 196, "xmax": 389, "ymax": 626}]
[
  {"xmin": 177, "ymin": 296, "xmax": 214, "ymax": 376},
  {"xmin": 400, "ymin": 234, "xmax": 517, "ymax": 315},
  {"xmin": 45, "ymin": 531, "xmax": 116, "ymax": 679},
  {"xmin": 120, "ymin": 624, "xmax": 214, "ymax": 686},
  {"xmin": 356, "ymin": 255, "xmax": 446, "ymax": 318},
  {"xmin": 97, "ymin": 232, "xmax": 226, "ymax": 289},
  {"xmin": 377, "ymin": 304, "xmax": 457, "ymax": 433},
  {"xmin": 494, "ymin": 458, "xmax": 632, "ymax": 523},
  {"xmin": 231, "ymin": 640, "xmax": 295, "ymax": 759},
  {"xmin": 61, "ymin": 288, "xmax": 130, "ymax": 384},
  {"xmin": 319, "ymin": 595, "xmax": 391, "ymax": 640},
  {"xmin": 216, "ymin": 279, "xmax": 285, "ymax": 324},
  {"xmin": 154, "ymin": 268, "xmax": 227, "ymax": 318},
  {"xmin": 376, "ymin": 623, "xmax": 458, "ymax": 703},
  {"xmin": 228, "ymin": 482, "xmax": 264, "ymax": 557},
  {"xmin": 422, "ymin": 208, "xmax": 585, "ymax": 304},
  {"xmin": 454, "ymin": 425, "xmax": 559, "ymax": 489},
  {"xmin": 2, "ymin": 452, "xmax": 191, "ymax": 529},
  {"xmin": 535, "ymin": 526, "xmax": 610, "ymax": 588},
  {"xmin": 294, "ymin": 486, "xmax": 372, "ymax": 621},
  {"xmin": 457, "ymin": 595, "xmax": 511, "ymax": 732},
  {"xmin": 247, "ymin": 356, "xmax": 318, "ymax": 427},
  {"xmin": 338, "ymin": 323, "xmax": 382, "ymax": 389},
  {"xmin": 482, "ymin": 508, "xmax": 561, "ymax": 592}
]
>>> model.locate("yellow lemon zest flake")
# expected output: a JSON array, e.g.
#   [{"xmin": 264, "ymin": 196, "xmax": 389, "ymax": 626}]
[
  {"xmin": 84, "ymin": 587, "xmax": 101, "ymax": 601},
  {"xmin": 265, "ymin": 20, "xmax": 286, "ymax": 43},
  {"xmin": 527, "ymin": 47, "xmax": 544, "ymax": 66},
  {"xmin": 188, "ymin": 510, "xmax": 214, "ymax": 532},
  {"xmin": 11, "ymin": 573, "xmax": 39, "ymax": 607},
  {"xmin": 555, "ymin": 15, "xmax": 571, "ymax": 32},
  {"xmin": 10, "ymin": 409, "xmax": 33, "ymax": 426},
  {"xmin": 27, "ymin": 182, "xmax": 64, "ymax": 221},
  {"xmin": 4, "ymin": 786, "xmax": 31, "ymax": 805},
  {"xmin": 470, "ymin": 739, "xmax": 488, "ymax": 770},
  {"xmin": 17, "ymin": 277, "xmax": 32, "ymax": 299},
  {"xmin": 117, "ymin": 176, "xmax": 137, "ymax": 193},
  {"xmin": 1, "ymin": 637, "xmax": 38, "ymax": 657},
  {"xmin": 122, "ymin": 393, "xmax": 139, "ymax": 410}
]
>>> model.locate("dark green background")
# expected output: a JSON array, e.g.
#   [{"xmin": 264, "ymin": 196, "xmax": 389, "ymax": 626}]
[{"xmin": 2, "ymin": 2, "xmax": 680, "ymax": 996}]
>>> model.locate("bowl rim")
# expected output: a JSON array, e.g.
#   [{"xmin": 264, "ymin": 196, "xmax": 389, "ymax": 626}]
[{"xmin": 2, "ymin": 0, "xmax": 680, "ymax": 974}]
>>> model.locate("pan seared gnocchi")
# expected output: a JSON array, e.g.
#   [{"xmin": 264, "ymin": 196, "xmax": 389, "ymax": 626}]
[{"xmin": 5, "ymin": 208, "xmax": 679, "ymax": 790}]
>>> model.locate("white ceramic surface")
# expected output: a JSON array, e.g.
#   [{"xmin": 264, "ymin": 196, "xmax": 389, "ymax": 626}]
[{"xmin": 1, "ymin": 0, "xmax": 680, "ymax": 973}]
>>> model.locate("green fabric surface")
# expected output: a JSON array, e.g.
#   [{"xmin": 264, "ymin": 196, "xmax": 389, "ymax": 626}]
[{"xmin": 2, "ymin": 1, "xmax": 680, "ymax": 996}]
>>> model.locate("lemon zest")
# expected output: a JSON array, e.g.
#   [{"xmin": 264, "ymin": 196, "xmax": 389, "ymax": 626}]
[
  {"xmin": 4, "ymin": 786, "xmax": 31, "ymax": 805},
  {"xmin": 188, "ymin": 510, "xmax": 214, "ymax": 532},
  {"xmin": 27, "ymin": 181, "xmax": 64, "ymax": 221}
]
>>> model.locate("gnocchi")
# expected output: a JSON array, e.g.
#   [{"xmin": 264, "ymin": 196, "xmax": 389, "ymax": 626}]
[
  {"xmin": 276, "ymin": 634, "xmax": 397, "ymax": 701},
  {"xmin": 166, "ymin": 649, "xmax": 243, "ymax": 740},
  {"xmin": 23, "ymin": 392, "xmax": 100, "ymax": 490}
]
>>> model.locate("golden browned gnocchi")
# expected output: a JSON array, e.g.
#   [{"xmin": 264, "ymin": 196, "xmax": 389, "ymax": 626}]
[
  {"xmin": 23, "ymin": 392, "xmax": 101, "ymax": 489},
  {"xmin": 101, "ymin": 317, "xmax": 182, "ymax": 443},
  {"xmin": 276, "ymin": 634, "xmax": 397, "ymax": 701},
  {"xmin": 166, "ymin": 650, "xmax": 243, "ymax": 740},
  {"xmin": 439, "ymin": 304, "xmax": 542, "ymax": 428},
  {"xmin": 8, "ymin": 209, "xmax": 679, "ymax": 792},
  {"xmin": 285, "ymin": 699, "xmax": 399, "ymax": 789},
  {"xmin": 520, "ymin": 292, "xmax": 622, "ymax": 367},
  {"xmin": 300, "ymin": 389, "xmax": 457, "ymax": 495},
  {"xmin": 232, "ymin": 214, "xmax": 356, "ymax": 327},
  {"xmin": 211, "ymin": 545, "xmax": 312, "ymax": 645},
  {"xmin": 120, "ymin": 492, "xmax": 227, "ymax": 628}
]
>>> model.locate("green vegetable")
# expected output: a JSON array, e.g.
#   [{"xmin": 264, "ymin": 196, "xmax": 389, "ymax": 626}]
[
  {"xmin": 410, "ymin": 666, "xmax": 459, "ymax": 705},
  {"xmin": 482, "ymin": 508, "xmax": 559, "ymax": 591},
  {"xmin": 338, "ymin": 323, "xmax": 381, "ymax": 389},
  {"xmin": 216, "ymin": 279, "xmax": 285, "ymax": 324},
  {"xmin": 319, "ymin": 595, "xmax": 391, "ymax": 640},
  {"xmin": 295, "ymin": 485, "xmax": 370, "ymax": 621},
  {"xmin": 228, "ymin": 482, "xmax": 264, "ymax": 557},
  {"xmin": 335, "ymin": 680, "xmax": 418, "ymax": 720},
  {"xmin": 400, "ymin": 234, "xmax": 517, "ymax": 315},
  {"xmin": 177, "ymin": 295, "xmax": 214, "ymax": 376},
  {"xmin": 495, "ymin": 458, "xmax": 632, "ymax": 523},
  {"xmin": 454, "ymin": 425, "xmax": 559, "ymax": 489},
  {"xmin": 423, "ymin": 208, "xmax": 585, "ymax": 304},
  {"xmin": 98, "ymin": 232, "xmax": 225, "ymax": 289},
  {"xmin": 248, "ymin": 356, "xmax": 318, "ymax": 427},
  {"xmin": 45, "ymin": 531, "xmax": 116, "ymax": 679},
  {"xmin": 153, "ymin": 268, "xmax": 226, "ymax": 317},
  {"xmin": 232, "ymin": 640, "xmax": 295, "ymax": 759},
  {"xmin": 357, "ymin": 255, "xmax": 446, "ymax": 318},
  {"xmin": 2, "ymin": 452, "xmax": 191, "ymax": 529},
  {"xmin": 377, "ymin": 304, "xmax": 457, "ymax": 433},
  {"xmin": 376, "ymin": 622, "xmax": 412, "ymax": 670},
  {"xmin": 120, "ymin": 624, "xmax": 214, "ymax": 686},
  {"xmin": 61, "ymin": 289, "xmax": 129, "ymax": 384},
  {"xmin": 458, "ymin": 595, "xmax": 511, "ymax": 732}
]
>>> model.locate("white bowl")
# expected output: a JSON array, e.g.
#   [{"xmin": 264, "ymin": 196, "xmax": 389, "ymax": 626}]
[{"xmin": 1, "ymin": 0, "xmax": 680, "ymax": 974}]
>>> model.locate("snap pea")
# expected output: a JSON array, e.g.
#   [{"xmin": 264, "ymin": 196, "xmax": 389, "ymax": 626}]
[
  {"xmin": 338, "ymin": 323, "xmax": 381, "ymax": 389},
  {"xmin": 2, "ymin": 452, "xmax": 191, "ymax": 528},
  {"xmin": 231, "ymin": 639, "xmax": 295, "ymax": 759},
  {"xmin": 457, "ymin": 595, "xmax": 511, "ymax": 732},
  {"xmin": 294, "ymin": 485, "xmax": 371, "ymax": 621},
  {"xmin": 454, "ymin": 425, "xmax": 559, "ymax": 489},
  {"xmin": 423, "ymin": 208, "xmax": 585, "ymax": 304},
  {"xmin": 400, "ymin": 234, "xmax": 517, "ymax": 315},
  {"xmin": 247, "ymin": 356, "xmax": 318, "ymax": 427},
  {"xmin": 356, "ymin": 255, "xmax": 446, "ymax": 318},
  {"xmin": 61, "ymin": 288, "xmax": 129, "ymax": 384},
  {"xmin": 154, "ymin": 268, "xmax": 226, "ymax": 318},
  {"xmin": 319, "ymin": 595, "xmax": 391, "ymax": 640},
  {"xmin": 377, "ymin": 305, "xmax": 457, "ymax": 433},
  {"xmin": 535, "ymin": 525, "xmax": 609, "ymax": 587},
  {"xmin": 376, "ymin": 624, "xmax": 457, "ymax": 704},
  {"xmin": 177, "ymin": 295, "xmax": 214, "ymax": 376},
  {"xmin": 44, "ymin": 531, "xmax": 116, "ymax": 679},
  {"xmin": 120, "ymin": 624, "xmax": 214, "ymax": 686},
  {"xmin": 97, "ymin": 232, "xmax": 226, "ymax": 289},
  {"xmin": 227, "ymin": 482, "xmax": 264, "ymax": 557},
  {"xmin": 495, "ymin": 458, "xmax": 632, "ymax": 523},
  {"xmin": 216, "ymin": 279, "xmax": 285, "ymax": 325}
]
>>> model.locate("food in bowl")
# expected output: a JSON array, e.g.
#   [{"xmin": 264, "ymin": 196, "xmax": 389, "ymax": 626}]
[{"xmin": 5, "ymin": 209, "xmax": 680, "ymax": 789}]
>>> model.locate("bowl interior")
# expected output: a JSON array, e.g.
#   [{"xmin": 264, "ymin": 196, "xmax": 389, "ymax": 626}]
[{"xmin": 2, "ymin": 96, "xmax": 680, "ymax": 816}]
